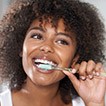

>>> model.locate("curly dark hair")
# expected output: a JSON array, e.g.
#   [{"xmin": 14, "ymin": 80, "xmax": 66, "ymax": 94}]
[{"xmin": 0, "ymin": 0, "xmax": 105, "ymax": 104}]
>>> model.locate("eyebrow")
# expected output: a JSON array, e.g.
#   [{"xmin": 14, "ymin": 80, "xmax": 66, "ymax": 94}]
[
  {"xmin": 57, "ymin": 32, "xmax": 70, "ymax": 37},
  {"xmin": 57, "ymin": 32, "xmax": 72, "ymax": 38},
  {"xmin": 28, "ymin": 26, "xmax": 74, "ymax": 39},
  {"xmin": 28, "ymin": 26, "xmax": 45, "ymax": 32}
]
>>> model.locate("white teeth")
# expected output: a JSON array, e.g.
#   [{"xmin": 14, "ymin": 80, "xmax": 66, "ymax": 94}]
[{"xmin": 35, "ymin": 59, "xmax": 57, "ymax": 66}]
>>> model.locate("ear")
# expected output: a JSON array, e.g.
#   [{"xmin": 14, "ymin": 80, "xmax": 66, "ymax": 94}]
[{"xmin": 71, "ymin": 55, "xmax": 79, "ymax": 68}]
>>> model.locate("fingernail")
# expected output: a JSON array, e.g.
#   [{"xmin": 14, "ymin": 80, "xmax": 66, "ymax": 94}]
[
  {"xmin": 93, "ymin": 71, "xmax": 96, "ymax": 75},
  {"xmin": 96, "ymin": 72, "xmax": 100, "ymax": 76},
  {"xmin": 80, "ymin": 76, "xmax": 86, "ymax": 80},
  {"xmin": 89, "ymin": 75, "xmax": 93, "ymax": 79},
  {"xmin": 71, "ymin": 69, "xmax": 76, "ymax": 74}
]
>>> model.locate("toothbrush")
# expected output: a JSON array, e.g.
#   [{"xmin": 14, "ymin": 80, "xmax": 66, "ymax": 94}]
[
  {"xmin": 37, "ymin": 64, "xmax": 72, "ymax": 72},
  {"xmin": 37, "ymin": 64, "xmax": 106, "ymax": 77}
]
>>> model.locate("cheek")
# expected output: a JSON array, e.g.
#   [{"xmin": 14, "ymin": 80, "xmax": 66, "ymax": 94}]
[
  {"xmin": 22, "ymin": 40, "xmax": 39, "ymax": 61},
  {"xmin": 22, "ymin": 43, "xmax": 28, "ymax": 62},
  {"xmin": 22, "ymin": 44, "xmax": 34, "ymax": 81},
  {"xmin": 22, "ymin": 43, "xmax": 31, "ymax": 71},
  {"xmin": 56, "ymin": 47, "xmax": 75, "ymax": 67}
]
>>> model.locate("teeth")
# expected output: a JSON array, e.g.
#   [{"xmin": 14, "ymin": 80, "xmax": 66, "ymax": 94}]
[{"xmin": 35, "ymin": 59, "xmax": 57, "ymax": 66}]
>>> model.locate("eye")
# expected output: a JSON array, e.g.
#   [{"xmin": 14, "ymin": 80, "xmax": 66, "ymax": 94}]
[
  {"xmin": 56, "ymin": 39, "xmax": 69, "ymax": 45},
  {"xmin": 31, "ymin": 33, "xmax": 43, "ymax": 40}
]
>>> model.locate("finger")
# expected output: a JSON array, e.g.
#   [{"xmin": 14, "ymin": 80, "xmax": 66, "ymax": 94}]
[
  {"xmin": 99, "ymin": 66, "xmax": 106, "ymax": 79},
  {"xmin": 71, "ymin": 63, "xmax": 80, "ymax": 74},
  {"xmin": 86, "ymin": 60, "xmax": 95, "ymax": 79},
  {"xmin": 79, "ymin": 61, "xmax": 87, "ymax": 79},
  {"xmin": 94, "ymin": 62, "xmax": 102, "ymax": 76},
  {"xmin": 63, "ymin": 70, "xmax": 80, "ymax": 91}
]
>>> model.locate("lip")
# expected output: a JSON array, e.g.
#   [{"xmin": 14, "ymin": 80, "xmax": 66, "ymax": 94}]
[
  {"xmin": 36, "ymin": 65, "xmax": 55, "ymax": 74},
  {"xmin": 33, "ymin": 56, "xmax": 58, "ymax": 64},
  {"xmin": 30, "ymin": 52, "xmax": 61, "ymax": 74}
]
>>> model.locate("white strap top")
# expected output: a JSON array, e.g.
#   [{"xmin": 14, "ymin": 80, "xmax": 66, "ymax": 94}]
[
  {"xmin": 0, "ymin": 89, "xmax": 85, "ymax": 106},
  {"xmin": 0, "ymin": 89, "xmax": 12, "ymax": 106}
]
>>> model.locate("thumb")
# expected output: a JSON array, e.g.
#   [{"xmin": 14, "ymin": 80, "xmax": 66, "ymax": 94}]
[{"xmin": 63, "ymin": 70, "xmax": 80, "ymax": 91}]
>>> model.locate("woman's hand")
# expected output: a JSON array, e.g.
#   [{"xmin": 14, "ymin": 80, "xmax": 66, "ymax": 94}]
[{"xmin": 63, "ymin": 60, "xmax": 106, "ymax": 106}]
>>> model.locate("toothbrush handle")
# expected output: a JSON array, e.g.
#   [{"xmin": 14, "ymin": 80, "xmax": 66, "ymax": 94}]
[
  {"xmin": 54, "ymin": 67, "xmax": 72, "ymax": 72},
  {"xmin": 65, "ymin": 69, "xmax": 106, "ymax": 77},
  {"xmin": 64, "ymin": 68, "xmax": 106, "ymax": 77},
  {"xmin": 54, "ymin": 67, "xmax": 106, "ymax": 77},
  {"xmin": 64, "ymin": 68, "xmax": 72, "ymax": 72},
  {"xmin": 100, "ymin": 72, "xmax": 106, "ymax": 77}
]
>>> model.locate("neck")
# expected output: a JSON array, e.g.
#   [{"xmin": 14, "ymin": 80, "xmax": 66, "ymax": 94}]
[
  {"xmin": 12, "ymin": 77, "xmax": 64, "ymax": 106},
  {"xmin": 24, "ymin": 77, "xmax": 60, "ymax": 101}
]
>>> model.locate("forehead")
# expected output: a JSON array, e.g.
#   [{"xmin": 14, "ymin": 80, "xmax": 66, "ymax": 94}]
[
  {"xmin": 30, "ymin": 18, "xmax": 65, "ymax": 30},
  {"xmin": 28, "ymin": 18, "xmax": 76, "ymax": 39},
  {"xmin": 29, "ymin": 18, "xmax": 76, "ymax": 36},
  {"xmin": 28, "ymin": 18, "xmax": 77, "ymax": 43}
]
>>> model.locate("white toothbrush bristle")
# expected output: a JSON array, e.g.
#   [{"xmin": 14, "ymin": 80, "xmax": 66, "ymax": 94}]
[{"xmin": 37, "ymin": 64, "xmax": 53, "ymax": 70}]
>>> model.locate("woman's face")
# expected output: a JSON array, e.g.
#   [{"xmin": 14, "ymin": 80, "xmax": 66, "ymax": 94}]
[{"xmin": 22, "ymin": 18, "xmax": 77, "ymax": 86}]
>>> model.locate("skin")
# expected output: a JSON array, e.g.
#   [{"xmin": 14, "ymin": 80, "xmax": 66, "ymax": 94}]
[
  {"xmin": 64, "ymin": 61, "xmax": 106, "ymax": 106},
  {"xmin": 22, "ymin": 19, "xmax": 77, "ymax": 86},
  {"xmin": 11, "ymin": 19, "xmax": 106, "ymax": 106}
]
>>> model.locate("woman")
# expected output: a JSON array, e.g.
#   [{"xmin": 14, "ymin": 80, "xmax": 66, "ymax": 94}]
[{"xmin": 0, "ymin": 0, "xmax": 106, "ymax": 106}]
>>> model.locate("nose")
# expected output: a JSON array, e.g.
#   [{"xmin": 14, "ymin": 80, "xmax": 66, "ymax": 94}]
[{"xmin": 40, "ymin": 43, "xmax": 54, "ymax": 53}]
